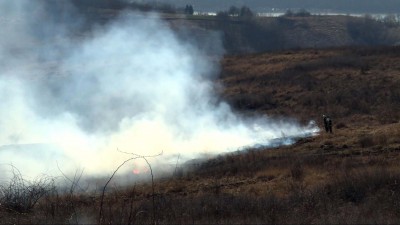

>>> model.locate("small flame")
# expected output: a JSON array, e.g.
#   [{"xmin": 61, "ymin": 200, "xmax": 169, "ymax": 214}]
[{"xmin": 133, "ymin": 169, "xmax": 141, "ymax": 174}]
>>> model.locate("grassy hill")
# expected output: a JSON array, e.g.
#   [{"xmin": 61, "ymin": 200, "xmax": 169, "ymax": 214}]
[
  {"xmin": 2, "ymin": 46, "xmax": 400, "ymax": 224},
  {"xmin": 2, "ymin": 5, "xmax": 400, "ymax": 223},
  {"xmin": 221, "ymin": 46, "xmax": 400, "ymax": 125},
  {"xmin": 169, "ymin": 15, "xmax": 400, "ymax": 53},
  {"xmin": 81, "ymin": 8, "xmax": 400, "ymax": 53}
]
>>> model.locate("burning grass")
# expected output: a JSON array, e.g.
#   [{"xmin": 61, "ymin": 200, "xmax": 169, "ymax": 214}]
[
  {"xmin": 2, "ymin": 46, "xmax": 400, "ymax": 223},
  {"xmin": 2, "ymin": 127, "xmax": 400, "ymax": 224}
]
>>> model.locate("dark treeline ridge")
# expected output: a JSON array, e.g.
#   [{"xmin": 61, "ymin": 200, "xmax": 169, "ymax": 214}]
[
  {"xmin": 37, "ymin": 0, "xmax": 180, "ymax": 14},
  {"xmin": 150, "ymin": 0, "xmax": 400, "ymax": 13},
  {"xmin": 210, "ymin": 14, "xmax": 400, "ymax": 53},
  {"xmin": 38, "ymin": 0, "xmax": 400, "ymax": 14},
  {"xmin": 70, "ymin": 0, "xmax": 178, "ymax": 13},
  {"xmin": 34, "ymin": 0, "xmax": 400, "ymax": 54}
]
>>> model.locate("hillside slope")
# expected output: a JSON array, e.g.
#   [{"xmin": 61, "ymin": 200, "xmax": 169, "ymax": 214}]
[
  {"xmin": 2, "ymin": 47, "xmax": 400, "ymax": 224},
  {"xmin": 88, "ymin": 47, "xmax": 400, "ymax": 224},
  {"xmin": 82, "ymin": 8, "xmax": 400, "ymax": 53},
  {"xmin": 221, "ymin": 46, "xmax": 400, "ymax": 125},
  {"xmin": 170, "ymin": 15, "xmax": 400, "ymax": 53}
]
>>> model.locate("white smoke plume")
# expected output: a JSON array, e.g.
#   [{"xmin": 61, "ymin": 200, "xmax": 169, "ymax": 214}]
[{"xmin": 0, "ymin": 1, "xmax": 318, "ymax": 180}]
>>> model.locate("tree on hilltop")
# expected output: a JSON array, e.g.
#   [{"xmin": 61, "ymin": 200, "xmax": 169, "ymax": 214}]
[
  {"xmin": 184, "ymin": 5, "xmax": 194, "ymax": 15},
  {"xmin": 240, "ymin": 6, "xmax": 254, "ymax": 18}
]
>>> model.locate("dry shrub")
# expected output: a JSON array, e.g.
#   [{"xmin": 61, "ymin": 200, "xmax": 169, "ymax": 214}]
[
  {"xmin": 255, "ymin": 171, "xmax": 277, "ymax": 182},
  {"xmin": 291, "ymin": 56, "xmax": 363, "ymax": 72},
  {"xmin": 0, "ymin": 168, "xmax": 54, "ymax": 213},
  {"xmin": 336, "ymin": 122, "xmax": 347, "ymax": 129},
  {"xmin": 358, "ymin": 134, "xmax": 375, "ymax": 148},
  {"xmin": 387, "ymin": 125, "xmax": 400, "ymax": 144},
  {"xmin": 290, "ymin": 161, "xmax": 304, "ymax": 181},
  {"xmin": 377, "ymin": 108, "xmax": 400, "ymax": 124},
  {"xmin": 374, "ymin": 132, "xmax": 388, "ymax": 146},
  {"xmin": 227, "ymin": 93, "xmax": 276, "ymax": 110},
  {"xmin": 362, "ymin": 124, "xmax": 400, "ymax": 147},
  {"xmin": 328, "ymin": 167, "xmax": 396, "ymax": 203}
]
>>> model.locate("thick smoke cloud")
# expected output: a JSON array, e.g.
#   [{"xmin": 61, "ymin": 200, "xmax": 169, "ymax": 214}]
[{"xmin": 0, "ymin": 1, "xmax": 318, "ymax": 179}]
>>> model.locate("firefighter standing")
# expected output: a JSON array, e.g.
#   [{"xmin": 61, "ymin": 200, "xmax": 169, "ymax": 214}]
[{"xmin": 323, "ymin": 115, "xmax": 332, "ymax": 133}]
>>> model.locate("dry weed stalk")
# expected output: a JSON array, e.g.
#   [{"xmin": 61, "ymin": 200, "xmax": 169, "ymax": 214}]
[
  {"xmin": 56, "ymin": 163, "xmax": 86, "ymax": 224},
  {"xmin": 98, "ymin": 149, "xmax": 163, "ymax": 224}
]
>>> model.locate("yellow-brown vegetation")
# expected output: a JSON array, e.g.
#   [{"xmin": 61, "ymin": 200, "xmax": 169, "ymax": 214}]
[{"xmin": 3, "ymin": 46, "xmax": 400, "ymax": 224}]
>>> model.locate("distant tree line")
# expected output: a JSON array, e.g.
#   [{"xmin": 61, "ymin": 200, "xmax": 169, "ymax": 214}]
[
  {"xmin": 70, "ymin": 0, "xmax": 127, "ymax": 10},
  {"xmin": 37, "ymin": 0, "xmax": 400, "ymax": 54},
  {"xmin": 69, "ymin": 0, "xmax": 183, "ymax": 14},
  {"xmin": 184, "ymin": 5, "xmax": 194, "ymax": 15},
  {"xmin": 216, "ymin": 6, "xmax": 254, "ymax": 20},
  {"xmin": 157, "ymin": 0, "xmax": 400, "ymax": 14},
  {"xmin": 283, "ymin": 9, "xmax": 311, "ymax": 17}
]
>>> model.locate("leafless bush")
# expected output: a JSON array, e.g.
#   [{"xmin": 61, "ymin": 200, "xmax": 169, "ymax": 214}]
[{"xmin": 0, "ymin": 166, "xmax": 54, "ymax": 213}]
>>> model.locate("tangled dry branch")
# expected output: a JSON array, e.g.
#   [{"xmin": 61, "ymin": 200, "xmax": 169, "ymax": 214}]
[{"xmin": 0, "ymin": 165, "xmax": 54, "ymax": 213}]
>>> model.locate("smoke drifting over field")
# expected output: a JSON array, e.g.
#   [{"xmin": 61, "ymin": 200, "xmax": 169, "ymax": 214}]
[{"xmin": 0, "ymin": 1, "xmax": 317, "ymax": 179}]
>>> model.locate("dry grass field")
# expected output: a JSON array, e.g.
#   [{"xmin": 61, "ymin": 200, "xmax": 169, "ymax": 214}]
[{"xmin": 2, "ymin": 46, "xmax": 400, "ymax": 224}]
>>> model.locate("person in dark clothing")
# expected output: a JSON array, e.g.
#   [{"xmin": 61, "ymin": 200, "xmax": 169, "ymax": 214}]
[
  {"xmin": 323, "ymin": 115, "xmax": 333, "ymax": 133},
  {"xmin": 323, "ymin": 115, "xmax": 327, "ymax": 132}
]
